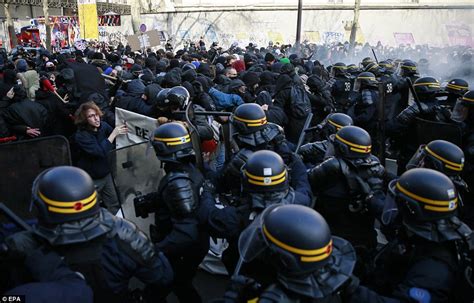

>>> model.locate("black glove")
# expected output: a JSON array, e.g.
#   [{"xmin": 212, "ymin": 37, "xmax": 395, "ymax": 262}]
[
  {"xmin": 340, "ymin": 275, "xmax": 360, "ymax": 300},
  {"xmin": 222, "ymin": 275, "xmax": 261, "ymax": 303},
  {"xmin": 4, "ymin": 231, "xmax": 41, "ymax": 259}
]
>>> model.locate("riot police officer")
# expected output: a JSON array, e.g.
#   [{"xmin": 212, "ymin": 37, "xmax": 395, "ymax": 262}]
[
  {"xmin": 352, "ymin": 168, "xmax": 474, "ymax": 303},
  {"xmin": 200, "ymin": 150, "xmax": 312, "ymax": 276},
  {"xmin": 388, "ymin": 77, "xmax": 448, "ymax": 173},
  {"xmin": 395, "ymin": 60, "xmax": 419, "ymax": 116},
  {"xmin": 348, "ymin": 72, "xmax": 379, "ymax": 145},
  {"xmin": 379, "ymin": 60, "xmax": 402, "ymax": 122},
  {"xmin": 223, "ymin": 103, "xmax": 309, "ymax": 195},
  {"xmin": 452, "ymin": 90, "xmax": 474, "ymax": 229},
  {"xmin": 308, "ymin": 126, "xmax": 386, "ymax": 251},
  {"xmin": 445, "ymin": 78, "xmax": 469, "ymax": 108},
  {"xmin": 6, "ymin": 166, "xmax": 173, "ymax": 302},
  {"xmin": 298, "ymin": 113, "xmax": 353, "ymax": 166},
  {"xmin": 327, "ymin": 62, "xmax": 353, "ymax": 113},
  {"xmin": 406, "ymin": 139, "xmax": 472, "ymax": 228},
  {"xmin": 217, "ymin": 204, "xmax": 358, "ymax": 303},
  {"xmin": 135, "ymin": 122, "xmax": 208, "ymax": 302},
  {"xmin": 156, "ymin": 85, "xmax": 214, "ymax": 142}
]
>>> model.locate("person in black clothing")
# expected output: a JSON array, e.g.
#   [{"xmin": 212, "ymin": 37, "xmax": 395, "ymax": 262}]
[
  {"xmin": 4, "ymin": 166, "xmax": 173, "ymax": 302},
  {"xmin": 4, "ymin": 248, "xmax": 93, "ymax": 303},
  {"xmin": 72, "ymin": 101, "xmax": 127, "ymax": 214},
  {"xmin": 352, "ymin": 168, "xmax": 474, "ymax": 303},
  {"xmin": 216, "ymin": 204, "xmax": 358, "ymax": 303},
  {"xmin": 134, "ymin": 122, "xmax": 208, "ymax": 303},
  {"xmin": 308, "ymin": 126, "xmax": 386, "ymax": 253},
  {"xmin": 35, "ymin": 77, "xmax": 75, "ymax": 137}
]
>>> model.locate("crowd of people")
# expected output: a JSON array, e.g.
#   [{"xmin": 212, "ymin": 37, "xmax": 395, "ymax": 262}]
[{"xmin": 0, "ymin": 38, "xmax": 473, "ymax": 303}]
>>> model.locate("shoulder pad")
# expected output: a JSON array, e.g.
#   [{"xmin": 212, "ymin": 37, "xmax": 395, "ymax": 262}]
[
  {"xmin": 267, "ymin": 122, "xmax": 285, "ymax": 135},
  {"xmin": 259, "ymin": 284, "xmax": 288, "ymax": 303},
  {"xmin": 165, "ymin": 171, "xmax": 192, "ymax": 183},
  {"xmin": 162, "ymin": 175, "xmax": 198, "ymax": 217},
  {"xmin": 108, "ymin": 214, "xmax": 157, "ymax": 266},
  {"xmin": 409, "ymin": 287, "xmax": 431, "ymax": 303}
]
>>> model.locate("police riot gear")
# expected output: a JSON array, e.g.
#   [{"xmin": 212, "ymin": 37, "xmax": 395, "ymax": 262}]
[
  {"xmin": 327, "ymin": 64, "xmax": 352, "ymax": 113},
  {"xmin": 298, "ymin": 113, "xmax": 353, "ymax": 165},
  {"xmin": 446, "ymin": 78, "xmax": 469, "ymax": 97},
  {"xmin": 407, "ymin": 140, "xmax": 464, "ymax": 177},
  {"xmin": 330, "ymin": 62, "xmax": 348, "ymax": 78},
  {"xmin": 413, "ymin": 76, "xmax": 441, "ymax": 98},
  {"xmin": 241, "ymin": 150, "xmax": 289, "ymax": 194},
  {"xmin": 230, "ymin": 103, "xmax": 267, "ymax": 135},
  {"xmin": 451, "ymin": 90, "xmax": 474, "ymax": 123},
  {"xmin": 400, "ymin": 60, "xmax": 418, "ymax": 77},
  {"xmin": 236, "ymin": 204, "xmax": 357, "ymax": 301},
  {"xmin": 333, "ymin": 126, "xmax": 372, "ymax": 159},
  {"xmin": 353, "ymin": 72, "xmax": 378, "ymax": 92}
]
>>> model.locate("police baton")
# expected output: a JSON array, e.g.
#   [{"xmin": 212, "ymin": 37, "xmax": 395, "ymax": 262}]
[
  {"xmin": 295, "ymin": 112, "xmax": 313, "ymax": 154},
  {"xmin": 0, "ymin": 203, "xmax": 32, "ymax": 232},
  {"xmin": 371, "ymin": 48, "xmax": 379, "ymax": 64},
  {"xmin": 406, "ymin": 78, "xmax": 425, "ymax": 115}
]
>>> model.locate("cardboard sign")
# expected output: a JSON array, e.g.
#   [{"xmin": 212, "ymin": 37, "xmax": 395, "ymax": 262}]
[{"xmin": 126, "ymin": 30, "xmax": 162, "ymax": 51}]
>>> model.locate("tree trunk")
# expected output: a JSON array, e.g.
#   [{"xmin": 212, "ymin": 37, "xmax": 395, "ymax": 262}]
[
  {"xmin": 43, "ymin": 0, "xmax": 52, "ymax": 51},
  {"xmin": 349, "ymin": 0, "xmax": 361, "ymax": 50},
  {"xmin": 4, "ymin": 4, "xmax": 17, "ymax": 49}
]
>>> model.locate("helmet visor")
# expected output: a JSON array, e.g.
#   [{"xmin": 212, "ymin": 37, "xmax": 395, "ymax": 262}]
[
  {"xmin": 238, "ymin": 206, "xmax": 275, "ymax": 263},
  {"xmin": 406, "ymin": 145, "xmax": 426, "ymax": 171},
  {"xmin": 451, "ymin": 99, "xmax": 469, "ymax": 123},
  {"xmin": 381, "ymin": 180, "xmax": 399, "ymax": 226}
]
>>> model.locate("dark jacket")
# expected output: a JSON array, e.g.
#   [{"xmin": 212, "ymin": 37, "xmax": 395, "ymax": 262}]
[
  {"xmin": 2, "ymin": 99, "xmax": 48, "ymax": 139},
  {"xmin": 35, "ymin": 90, "xmax": 75, "ymax": 137},
  {"xmin": 73, "ymin": 122, "xmax": 114, "ymax": 179},
  {"xmin": 273, "ymin": 73, "xmax": 306, "ymax": 144}
]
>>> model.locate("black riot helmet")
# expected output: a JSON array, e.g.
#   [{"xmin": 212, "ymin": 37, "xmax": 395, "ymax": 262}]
[
  {"xmin": 333, "ymin": 126, "xmax": 372, "ymax": 159},
  {"xmin": 330, "ymin": 62, "xmax": 348, "ymax": 77},
  {"xmin": 451, "ymin": 90, "xmax": 474, "ymax": 123},
  {"xmin": 230, "ymin": 103, "xmax": 267, "ymax": 135},
  {"xmin": 156, "ymin": 88, "xmax": 171, "ymax": 109},
  {"xmin": 445, "ymin": 78, "xmax": 469, "ymax": 97},
  {"xmin": 413, "ymin": 77, "xmax": 440, "ymax": 96},
  {"xmin": 152, "ymin": 122, "xmax": 195, "ymax": 163},
  {"xmin": 353, "ymin": 72, "xmax": 378, "ymax": 91},
  {"xmin": 379, "ymin": 60, "xmax": 395, "ymax": 74},
  {"xmin": 364, "ymin": 62, "xmax": 381, "ymax": 76},
  {"xmin": 31, "ymin": 166, "xmax": 111, "ymax": 245},
  {"xmin": 407, "ymin": 140, "xmax": 464, "ymax": 177},
  {"xmin": 400, "ymin": 60, "xmax": 418, "ymax": 77},
  {"xmin": 166, "ymin": 86, "xmax": 190, "ymax": 110},
  {"xmin": 386, "ymin": 168, "xmax": 461, "ymax": 242},
  {"xmin": 238, "ymin": 204, "xmax": 356, "ymax": 297},
  {"xmin": 361, "ymin": 57, "xmax": 374, "ymax": 68},
  {"xmin": 346, "ymin": 64, "xmax": 360, "ymax": 76},
  {"xmin": 241, "ymin": 150, "xmax": 289, "ymax": 193},
  {"xmin": 319, "ymin": 113, "xmax": 353, "ymax": 139}
]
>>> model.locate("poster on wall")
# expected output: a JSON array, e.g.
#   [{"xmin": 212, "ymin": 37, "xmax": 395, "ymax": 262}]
[
  {"xmin": 30, "ymin": 17, "xmax": 80, "ymax": 49},
  {"xmin": 393, "ymin": 33, "xmax": 415, "ymax": 46},
  {"xmin": 445, "ymin": 24, "xmax": 473, "ymax": 47}
]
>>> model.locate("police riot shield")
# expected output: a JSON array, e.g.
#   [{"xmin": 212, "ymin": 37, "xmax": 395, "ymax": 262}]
[
  {"xmin": 0, "ymin": 136, "xmax": 71, "ymax": 223},
  {"xmin": 108, "ymin": 141, "xmax": 165, "ymax": 234},
  {"xmin": 415, "ymin": 117, "xmax": 463, "ymax": 146}
]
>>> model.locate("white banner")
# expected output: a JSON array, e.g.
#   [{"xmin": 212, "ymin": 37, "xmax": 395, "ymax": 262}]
[{"xmin": 115, "ymin": 107, "xmax": 158, "ymax": 149}]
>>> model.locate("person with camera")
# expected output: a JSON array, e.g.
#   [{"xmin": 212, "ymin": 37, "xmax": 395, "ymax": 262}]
[{"xmin": 134, "ymin": 122, "xmax": 208, "ymax": 303}]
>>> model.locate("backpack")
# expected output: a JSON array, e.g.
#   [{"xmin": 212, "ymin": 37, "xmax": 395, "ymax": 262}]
[{"xmin": 289, "ymin": 84, "xmax": 311, "ymax": 119}]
